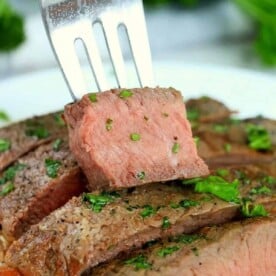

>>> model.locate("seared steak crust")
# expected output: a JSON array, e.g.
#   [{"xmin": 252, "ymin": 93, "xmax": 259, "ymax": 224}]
[
  {"xmin": 0, "ymin": 112, "xmax": 67, "ymax": 171},
  {"xmin": 92, "ymin": 217, "xmax": 276, "ymax": 276},
  {"xmin": 64, "ymin": 87, "xmax": 209, "ymax": 191},
  {"xmin": 5, "ymin": 163, "xmax": 276, "ymax": 275}
]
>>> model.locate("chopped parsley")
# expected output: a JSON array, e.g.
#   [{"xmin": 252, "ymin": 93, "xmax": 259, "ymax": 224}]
[
  {"xmin": 89, "ymin": 93, "xmax": 98, "ymax": 103},
  {"xmin": 52, "ymin": 138, "xmax": 63, "ymax": 151},
  {"xmin": 216, "ymin": 168, "xmax": 229, "ymax": 178},
  {"xmin": 157, "ymin": 246, "xmax": 180, "ymax": 257},
  {"xmin": 162, "ymin": 216, "xmax": 171, "ymax": 229},
  {"xmin": 0, "ymin": 138, "xmax": 10, "ymax": 152},
  {"xmin": 172, "ymin": 142, "xmax": 180, "ymax": 154},
  {"xmin": 54, "ymin": 113, "xmax": 65, "ymax": 126},
  {"xmin": 45, "ymin": 159, "xmax": 62, "ymax": 178},
  {"xmin": 140, "ymin": 205, "xmax": 156, "ymax": 218},
  {"xmin": 0, "ymin": 163, "xmax": 26, "ymax": 185},
  {"xmin": 0, "ymin": 183, "xmax": 14, "ymax": 197},
  {"xmin": 262, "ymin": 175, "xmax": 276, "ymax": 186},
  {"xmin": 194, "ymin": 137, "xmax": 200, "ymax": 147},
  {"xmin": 183, "ymin": 176, "xmax": 240, "ymax": 203},
  {"xmin": 187, "ymin": 109, "xmax": 199, "ymax": 121},
  {"xmin": 137, "ymin": 171, "xmax": 146, "ymax": 180},
  {"xmin": 169, "ymin": 234, "xmax": 202, "ymax": 244},
  {"xmin": 130, "ymin": 133, "xmax": 141, "ymax": 141},
  {"xmin": 0, "ymin": 111, "xmax": 10, "ymax": 122},
  {"xmin": 179, "ymin": 199, "xmax": 199, "ymax": 208},
  {"xmin": 25, "ymin": 124, "xmax": 49, "ymax": 139},
  {"xmin": 119, "ymin": 89, "xmax": 133, "ymax": 99},
  {"xmin": 105, "ymin": 118, "xmax": 113, "ymax": 131},
  {"xmin": 124, "ymin": 255, "xmax": 152, "ymax": 270},
  {"xmin": 213, "ymin": 124, "xmax": 228, "ymax": 133},
  {"xmin": 250, "ymin": 186, "xmax": 271, "ymax": 195},
  {"xmin": 224, "ymin": 143, "xmax": 232, "ymax": 153},
  {"xmin": 246, "ymin": 124, "xmax": 272, "ymax": 151},
  {"xmin": 241, "ymin": 200, "xmax": 268, "ymax": 218},
  {"xmin": 83, "ymin": 192, "xmax": 119, "ymax": 213}
]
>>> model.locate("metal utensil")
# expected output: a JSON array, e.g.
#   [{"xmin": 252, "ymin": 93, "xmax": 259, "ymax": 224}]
[{"xmin": 40, "ymin": 0, "xmax": 154, "ymax": 100}]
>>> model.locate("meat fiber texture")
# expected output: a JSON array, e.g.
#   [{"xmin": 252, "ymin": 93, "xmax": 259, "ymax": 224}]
[
  {"xmin": 92, "ymin": 217, "xmax": 276, "ymax": 276},
  {"xmin": 5, "ymin": 163, "xmax": 276, "ymax": 275},
  {"xmin": 64, "ymin": 87, "xmax": 209, "ymax": 191}
]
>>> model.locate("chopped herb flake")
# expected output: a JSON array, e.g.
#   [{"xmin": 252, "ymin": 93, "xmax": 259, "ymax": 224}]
[
  {"xmin": 179, "ymin": 199, "xmax": 199, "ymax": 208},
  {"xmin": 0, "ymin": 138, "xmax": 10, "ymax": 152},
  {"xmin": 194, "ymin": 137, "xmax": 200, "ymax": 147},
  {"xmin": 45, "ymin": 159, "xmax": 61, "ymax": 178},
  {"xmin": 213, "ymin": 124, "xmax": 228, "ymax": 133},
  {"xmin": 250, "ymin": 186, "xmax": 271, "ymax": 195},
  {"xmin": 157, "ymin": 246, "xmax": 180, "ymax": 257},
  {"xmin": 25, "ymin": 125, "xmax": 49, "ymax": 139},
  {"xmin": 140, "ymin": 205, "xmax": 156, "ymax": 218},
  {"xmin": 54, "ymin": 113, "xmax": 65, "ymax": 126},
  {"xmin": 105, "ymin": 118, "xmax": 113, "ymax": 131},
  {"xmin": 130, "ymin": 133, "xmax": 141, "ymax": 141},
  {"xmin": 224, "ymin": 143, "xmax": 232, "ymax": 153},
  {"xmin": 241, "ymin": 200, "xmax": 268, "ymax": 218},
  {"xmin": 172, "ymin": 143, "xmax": 180, "ymax": 154},
  {"xmin": 0, "ymin": 111, "xmax": 10, "ymax": 122},
  {"xmin": 119, "ymin": 89, "xmax": 133, "ymax": 99},
  {"xmin": 83, "ymin": 192, "xmax": 118, "ymax": 213},
  {"xmin": 0, "ymin": 163, "xmax": 26, "ymax": 185},
  {"xmin": 162, "ymin": 216, "xmax": 171, "ymax": 229},
  {"xmin": 137, "ymin": 171, "xmax": 145, "ymax": 180},
  {"xmin": 0, "ymin": 183, "xmax": 14, "ymax": 197},
  {"xmin": 170, "ymin": 234, "xmax": 202, "ymax": 244},
  {"xmin": 246, "ymin": 124, "xmax": 272, "ymax": 151},
  {"xmin": 187, "ymin": 109, "xmax": 199, "ymax": 121},
  {"xmin": 124, "ymin": 255, "xmax": 152, "ymax": 270},
  {"xmin": 52, "ymin": 138, "xmax": 63, "ymax": 151},
  {"xmin": 89, "ymin": 93, "xmax": 98, "ymax": 103},
  {"xmin": 262, "ymin": 175, "xmax": 276, "ymax": 186},
  {"xmin": 216, "ymin": 169, "xmax": 229, "ymax": 177}
]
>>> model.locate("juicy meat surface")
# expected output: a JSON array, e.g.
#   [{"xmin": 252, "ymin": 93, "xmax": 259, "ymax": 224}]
[
  {"xmin": 5, "ymin": 163, "xmax": 276, "ymax": 275},
  {"xmin": 92, "ymin": 217, "xmax": 276, "ymax": 276},
  {"xmin": 0, "ymin": 111, "xmax": 67, "ymax": 171},
  {"xmin": 64, "ymin": 87, "xmax": 209, "ymax": 191},
  {"xmin": 0, "ymin": 137, "xmax": 87, "ymax": 241}
]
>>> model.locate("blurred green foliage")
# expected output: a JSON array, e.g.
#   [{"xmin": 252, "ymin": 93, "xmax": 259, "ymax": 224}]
[
  {"xmin": 234, "ymin": 0, "xmax": 276, "ymax": 65},
  {"xmin": 0, "ymin": 0, "xmax": 25, "ymax": 52}
]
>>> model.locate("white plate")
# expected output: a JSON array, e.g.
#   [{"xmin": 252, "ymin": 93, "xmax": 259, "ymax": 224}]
[{"xmin": 0, "ymin": 62, "xmax": 276, "ymax": 127}]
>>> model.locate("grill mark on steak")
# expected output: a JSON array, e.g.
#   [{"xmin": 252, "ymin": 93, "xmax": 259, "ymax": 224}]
[
  {"xmin": 5, "ymin": 163, "xmax": 276, "ymax": 275},
  {"xmin": 64, "ymin": 87, "xmax": 209, "ymax": 191},
  {"xmin": 0, "ymin": 137, "xmax": 87, "ymax": 241},
  {"xmin": 91, "ymin": 217, "xmax": 276, "ymax": 276},
  {"xmin": 0, "ymin": 111, "xmax": 67, "ymax": 172}
]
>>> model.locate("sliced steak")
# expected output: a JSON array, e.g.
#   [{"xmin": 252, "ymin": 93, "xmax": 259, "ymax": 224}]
[
  {"xmin": 0, "ymin": 137, "xmax": 87, "ymax": 241},
  {"xmin": 5, "ymin": 163, "xmax": 276, "ymax": 275},
  {"xmin": 186, "ymin": 96, "xmax": 234, "ymax": 123},
  {"xmin": 64, "ymin": 87, "xmax": 209, "ymax": 191},
  {"xmin": 0, "ymin": 111, "xmax": 67, "ymax": 172},
  {"xmin": 92, "ymin": 217, "xmax": 276, "ymax": 276}
]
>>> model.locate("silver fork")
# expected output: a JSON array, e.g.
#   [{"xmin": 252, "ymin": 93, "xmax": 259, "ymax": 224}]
[{"xmin": 40, "ymin": 0, "xmax": 154, "ymax": 100}]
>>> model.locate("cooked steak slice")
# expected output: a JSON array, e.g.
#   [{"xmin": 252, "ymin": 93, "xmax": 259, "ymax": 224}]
[
  {"xmin": 0, "ymin": 137, "xmax": 87, "ymax": 241},
  {"xmin": 0, "ymin": 111, "xmax": 67, "ymax": 171},
  {"xmin": 6, "ymin": 164, "xmax": 276, "ymax": 275},
  {"xmin": 92, "ymin": 217, "xmax": 276, "ymax": 276},
  {"xmin": 64, "ymin": 87, "xmax": 209, "ymax": 191},
  {"xmin": 186, "ymin": 96, "xmax": 234, "ymax": 123}
]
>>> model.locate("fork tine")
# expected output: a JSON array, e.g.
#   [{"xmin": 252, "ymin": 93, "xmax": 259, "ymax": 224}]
[{"xmin": 101, "ymin": 20, "xmax": 128, "ymax": 88}]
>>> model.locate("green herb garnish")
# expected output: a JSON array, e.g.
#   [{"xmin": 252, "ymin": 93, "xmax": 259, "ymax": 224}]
[
  {"xmin": 52, "ymin": 138, "xmax": 63, "ymax": 151},
  {"xmin": 162, "ymin": 216, "xmax": 171, "ymax": 229},
  {"xmin": 172, "ymin": 142, "xmax": 180, "ymax": 154},
  {"xmin": 250, "ymin": 185, "xmax": 272, "ymax": 195},
  {"xmin": 25, "ymin": 125, "xmax": 49, "ymax": 139},
  {"xmin": 0, "ymin": 183, "xmax": 14, "ymax": 197},
  {"xmin": 0, "ymin": 163, "xmax": 26, "ymax": 185},
  {"xmin": 216, "ymin": 169, "xmax": 229, "ymax": 178},
  {"xmin": 246, "ymin": 124, "xmax": 272, "ymax": 151},
  {"xmin": 54, "ymin": 113, "xmax": 65, "ymax": 126},
  {"xmin": 157, "ymin": 246, "xmax": 180, "ymax": 257},
  {"xmin": 0, "ymin": 111, "xmax": 10, "ymax": 122},
  {"xmin": 0, "ymin": 138, "xmax": 10, "ymax": 152},
  {"xmin": 187, "ymin": 109, "xmax": 199, "ymax": 121},
  {"xmin": 45, "ymin": 159, "xmax": 62, "ymax": 178},
  {"xmin": 105, "ymin": 118, "xmax": 113, "ymax": 131},
  {"xmin": 137, "ymin": 171, "xmax": 146, "ymax": 180},
  {"xmin": 194, "ymin": 137, "xmax": 200, "ymax": 147},
  {"xmin": 241, "ymin": 200, "xmax": 268, "ymax": 218},
  {"xmin": 213, "ymin": 124, "xmax": 228, "ymax": 133},
  {"xmin": 140, "ymin": 205, "xmax": 156, "ymax": 218},
  {"xmin": 262, "ymin": 175, "xmax": 276, "ymax": 186},
  {"xmin": 130, "ymin": 133, "xmax": 141, "ymax": 141},
  {"xmin": 89, "ymin": 93, "xmax": 98, "ymax": 103},
  {"xmin": 119, "ymin": 89, "xmax": 133, "ymax": 99},
  {"xmin": 224, "ymin": 143, "xmax": 232, "ymax": 153},
  {"xmin": 170, "ymin": 234, "xmax": 202, "ymax": 244},
  {"xmin": 124, "ymin": 255, "xmax": 152, "ymax": 270},
  {"xmin": 179, "ymin": 199, "xmax": 199, "ymax": 208}
]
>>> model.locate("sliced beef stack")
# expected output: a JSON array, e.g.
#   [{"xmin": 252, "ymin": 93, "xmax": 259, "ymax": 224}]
[{"xmin": 64, "ymin": 88, "xmax": 209, "ymax": 191}]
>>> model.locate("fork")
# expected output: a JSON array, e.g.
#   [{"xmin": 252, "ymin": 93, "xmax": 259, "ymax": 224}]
[{"xmin": 40, "ymin": 0, "xmax": 154, "ymax": 100}]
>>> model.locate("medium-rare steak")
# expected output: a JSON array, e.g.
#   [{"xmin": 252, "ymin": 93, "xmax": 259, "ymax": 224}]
[
  {"xmin": 92, "ymin": 217, "xmax": 276, "ymax": 276},
  {"xmin": 64, "ymin": 87, "xmax": 209, "ymax": 191},
  {"xmin": 0, "ymin": 111, "xmax": 67, "ymax": 171},
  {"xmin": 5, "ymin": 163, "xmax": 276, "ymax": 275},
  {"xmin": 0, "ymin": 137, "xmax": 87, "ymax": 241}
]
